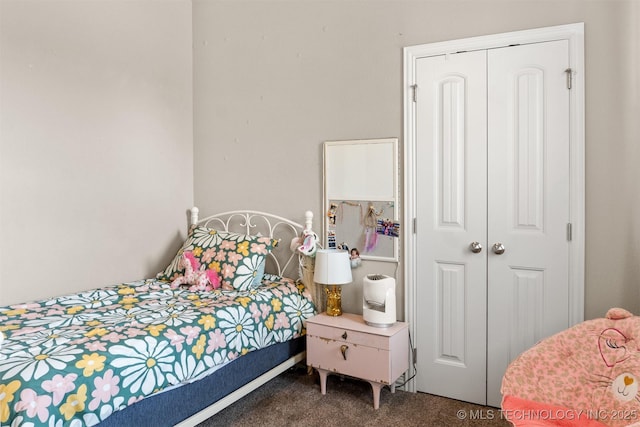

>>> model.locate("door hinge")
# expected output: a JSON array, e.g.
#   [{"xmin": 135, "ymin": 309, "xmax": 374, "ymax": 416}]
[
  {"xmin": 567, "ymin": 223, "xmax": 572, "ymax": 241},
  {"xmin": 412, "ymin": 347, "xmax": 417, "ymax": 363},
  {"xmin": 565, "ymin": 68, "xmax": 573, "ymax": 90},
  {"xmin": 413, "ymin": 217, "xmax": 417, "ymax": 234},
  {"xmin": 411, "ymin": 84, "xmax": 418, "ymax": 102}
]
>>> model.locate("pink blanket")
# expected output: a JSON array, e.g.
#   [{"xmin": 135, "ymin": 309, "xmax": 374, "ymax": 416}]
[
  {"xmin": 501, "ymin": 308, "xmax": 640, "ymax": 427},
  {"xmin": 502, "ymin": 395, "xmax": 610, "ymax": 426}
]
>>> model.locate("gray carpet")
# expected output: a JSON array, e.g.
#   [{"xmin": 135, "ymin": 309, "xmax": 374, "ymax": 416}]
[{"xmin": 197, "ymin": 366, "xmax": 511, "ymax": 427}]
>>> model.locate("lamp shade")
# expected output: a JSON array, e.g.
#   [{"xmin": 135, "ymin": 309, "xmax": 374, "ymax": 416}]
[{"xmin": 313, "ymin": 249, "xmax": 352, "ymax": 285}]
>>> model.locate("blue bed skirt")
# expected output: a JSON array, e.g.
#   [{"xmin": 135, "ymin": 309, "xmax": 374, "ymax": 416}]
[{"xmin": 99, "ymin": 337, "xmax": 306, "ymax": 426}]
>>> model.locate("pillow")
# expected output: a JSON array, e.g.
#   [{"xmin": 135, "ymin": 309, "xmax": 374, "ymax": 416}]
[{"xmin": 157, "ymin": 226, "xmax": 278, "ymax": 291}]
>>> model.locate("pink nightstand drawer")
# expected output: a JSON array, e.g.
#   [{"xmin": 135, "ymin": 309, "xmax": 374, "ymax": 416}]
[
  {"xmin": 307, "ymin": 335, "xmax": 391, "ymax": 384},
  {"xmin": 306, "ymin": 313, "xmax": 408, "ymax": 350},
  {"xmin": 307, "ymin": 322, "xmax": 391, "ymax": 350}
]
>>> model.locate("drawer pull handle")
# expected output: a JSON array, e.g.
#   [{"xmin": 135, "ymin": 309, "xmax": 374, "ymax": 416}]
[
  {"xmin": 340, "ymin": 344, "xmax": 349, "ymax": 360},
  {"xmin": 341, "ymin": 331, "xmax": 348, "ymax": 340}
]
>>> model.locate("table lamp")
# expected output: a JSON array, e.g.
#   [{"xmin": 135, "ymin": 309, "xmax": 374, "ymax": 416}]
[{"xmin": 314, "ymin": 249, "xmax": 352, "ymax": 316}]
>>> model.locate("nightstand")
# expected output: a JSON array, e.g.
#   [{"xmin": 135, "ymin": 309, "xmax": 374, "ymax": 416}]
[{"xmin": 306, "ymin": 312, "xmax": 409, "ymax": 409}]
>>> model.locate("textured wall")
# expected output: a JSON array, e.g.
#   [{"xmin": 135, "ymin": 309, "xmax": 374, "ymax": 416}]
[
  {"xmin": 193, "ymin": 0, "xmax": 640, "ymax": 319},
  {"xmin": 0, "ymin": 0, "xmax": 194, "ymax": 305}
]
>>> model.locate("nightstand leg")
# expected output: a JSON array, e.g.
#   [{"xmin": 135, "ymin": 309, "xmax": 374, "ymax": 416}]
[
  {"xmin": 369, "ymin": 382, "xmax": 384, "ymax": 409},
  {"xmin": 317, "ymin": 369, "xmax": 328, "ymax": 395}
]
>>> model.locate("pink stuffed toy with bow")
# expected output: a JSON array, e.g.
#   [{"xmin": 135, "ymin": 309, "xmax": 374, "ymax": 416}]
[{"xmin": 171, "ymin": 251, "xmax": 220, "ymax": 291}]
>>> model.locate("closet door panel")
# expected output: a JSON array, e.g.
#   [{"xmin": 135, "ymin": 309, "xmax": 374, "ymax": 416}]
[
  {"xmin": 486, "ymin": 40, "xmax": 571, "ymax": 407},
  {"xmin": 415, "ymin": 50, "xmax": 487, "ymax": 405}
]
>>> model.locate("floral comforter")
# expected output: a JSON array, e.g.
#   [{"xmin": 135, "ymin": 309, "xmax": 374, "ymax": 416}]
[{"xmin": 0, "ymin": 276, "xmax": 315, "ymax": 427}]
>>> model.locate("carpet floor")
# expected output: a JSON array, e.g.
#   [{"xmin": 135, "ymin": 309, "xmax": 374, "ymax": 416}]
[{"xmin": 197, "ymin": 366, "xmax": 512, "ymax": 427}]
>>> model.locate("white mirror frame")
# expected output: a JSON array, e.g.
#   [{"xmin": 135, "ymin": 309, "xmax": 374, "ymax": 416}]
[{"xmin": 323, "ymin": 138, "xmax": 399, "ymax": 262}]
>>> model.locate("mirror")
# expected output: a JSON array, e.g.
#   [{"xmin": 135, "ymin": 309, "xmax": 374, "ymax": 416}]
[{"xmin": 323, "ymin": 138, "xmax": 398, "ymax": 262}]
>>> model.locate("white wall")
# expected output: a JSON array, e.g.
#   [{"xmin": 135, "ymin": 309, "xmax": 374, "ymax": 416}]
[
  {"xmin": 1, "ymin": 1, "xmax": 637, "ymax": 319},
  {"xmin": 193, "ymin": 0, "xmax": 640, "ymax": 319},
  {"xmin": 0, "ymin": 0, "xmax": 194, "ymax": 305}
]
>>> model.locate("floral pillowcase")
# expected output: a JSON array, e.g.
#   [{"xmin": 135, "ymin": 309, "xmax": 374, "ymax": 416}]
[{"xmin": 157, "ymin": 226, "xmax": 278, "ymax": 291}]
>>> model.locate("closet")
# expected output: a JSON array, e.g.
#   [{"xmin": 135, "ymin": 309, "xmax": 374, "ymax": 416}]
[{"xmin": 403, "ymin": 24, "xmax": 584, "ymax": 407}]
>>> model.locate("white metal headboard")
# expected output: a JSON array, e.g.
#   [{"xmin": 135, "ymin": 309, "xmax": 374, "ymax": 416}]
[{"xmin": 189, "ymin": 207, "xmax": 314, "ymax": 281}]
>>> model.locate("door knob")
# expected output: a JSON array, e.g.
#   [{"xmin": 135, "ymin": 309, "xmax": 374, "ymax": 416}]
[
  {"xmin": 469, "ymin": 242, "xmax": 482, "ymax": 253},
  {"xmin": 492, "ymin": 243, "xmax": 505, "ymax": 255}
]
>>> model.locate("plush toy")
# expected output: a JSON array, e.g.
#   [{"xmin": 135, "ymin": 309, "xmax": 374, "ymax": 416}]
[
  {"xmin": 171, "ymin": 251, "xmax": 220, "ymax": 291},
  {"xmin": 501, "ymin": 308, "xmax": 640, "ymax": 427},
  {"xmin": 291, "ymin": 229, "xmax": 319, "ymax": 257}
]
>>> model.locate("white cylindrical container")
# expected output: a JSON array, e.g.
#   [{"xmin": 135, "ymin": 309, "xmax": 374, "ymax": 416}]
[{"xmin": 362, "ymin": 274, "xmax": 396, "ymax": 327}]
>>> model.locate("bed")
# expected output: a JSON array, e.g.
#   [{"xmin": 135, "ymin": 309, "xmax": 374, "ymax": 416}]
[
  {"xmin": 0, "ymin": 208, "xmax": 319, "ymax": 427},
  {"xmin": 501, "ymin": 308, "xmax": 640, "ymax": 427}
]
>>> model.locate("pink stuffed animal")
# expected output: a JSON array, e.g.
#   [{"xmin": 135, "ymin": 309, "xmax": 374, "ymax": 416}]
[
  {"xmin": 292, "ymin": 229, "xmax": 318, "ymax": 257},
  {"xmin": 170, "ymin": 251, "xmax": 220, "ymax": 291}
]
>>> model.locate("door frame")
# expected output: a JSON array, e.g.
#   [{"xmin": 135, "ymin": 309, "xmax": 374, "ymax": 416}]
[{"xmin": 402, "ymin": 23, "xmax": 585, "ymax": 393}]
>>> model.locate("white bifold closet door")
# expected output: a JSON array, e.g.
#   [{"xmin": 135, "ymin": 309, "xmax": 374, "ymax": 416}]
[{"xmin": 415, "ymin": 40, "xmax": 570, "ymax": 407}]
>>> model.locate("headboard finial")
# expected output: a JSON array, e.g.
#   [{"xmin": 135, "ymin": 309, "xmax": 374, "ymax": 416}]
[
  {"xmin": 190, "ymin": 207, "xmax": 199, "ymax": 226},
  {"xmin": 304, "ymin": 210, "xmax": 313, "ymax": 231}
]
